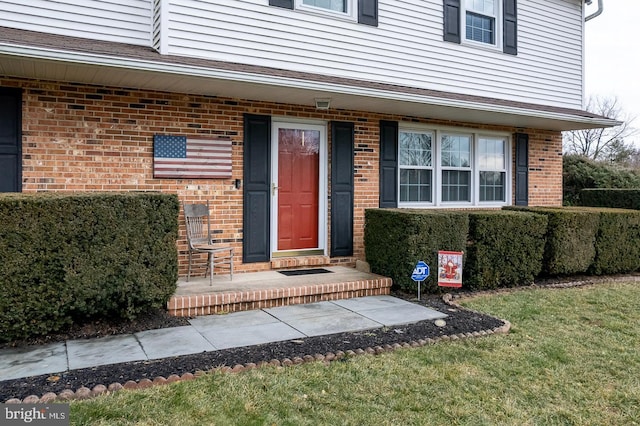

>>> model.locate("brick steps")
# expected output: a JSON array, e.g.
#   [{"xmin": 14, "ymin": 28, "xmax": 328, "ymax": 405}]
[{"xmin": 167, "ymin": 267, "xmax": 392, "ymax": 317}]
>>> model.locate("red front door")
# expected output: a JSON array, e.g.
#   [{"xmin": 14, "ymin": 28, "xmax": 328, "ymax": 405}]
[{"xmin": 277, "ymin": 128, "xmax": 320, "ymax": 251}]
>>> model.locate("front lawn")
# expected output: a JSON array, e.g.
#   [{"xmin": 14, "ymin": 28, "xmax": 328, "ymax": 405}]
[{"xmin": 70, "ymin": 281, "xmax": 640, "ymax": 425}]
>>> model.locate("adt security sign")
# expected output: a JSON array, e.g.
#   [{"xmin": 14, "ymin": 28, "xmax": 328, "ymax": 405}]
[
  {"xmin": 411, "ymin": 261, "xmax": 430, "ymax": 281},
  {"xmin": 411, "ymin": 261, "xmax": 430, "ymax": 300}
]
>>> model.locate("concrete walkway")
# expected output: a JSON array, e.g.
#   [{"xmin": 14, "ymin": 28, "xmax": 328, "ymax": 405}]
[{"xmin": 0, "ymin": 295, "xmax": 447, "ymax": 382}]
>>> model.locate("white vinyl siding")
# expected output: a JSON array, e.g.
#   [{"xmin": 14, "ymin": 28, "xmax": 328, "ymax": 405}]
[
  {"xmin": 0, "ymin": 0, "xmax": 152, "ymax": 46},
  {"xmin": 0, "ymin": 0, "xmax": 584, "ymax": 109},
  {"xmin": 155, "ymin": 0, "xmax": 584, "ymax": 109}
]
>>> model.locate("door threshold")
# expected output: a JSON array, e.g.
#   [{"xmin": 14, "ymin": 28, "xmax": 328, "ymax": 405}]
[{"xmin": 272, "ymin": 249, "xmax": 325, "ymax": 258}]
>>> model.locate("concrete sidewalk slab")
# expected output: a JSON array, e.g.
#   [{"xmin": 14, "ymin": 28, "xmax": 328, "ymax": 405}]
[
  {"xmin": 264, "ymin": 301, "xmax": 345, "ymax": 321},
  {"xmin": 189, "ymin": 309, "xmax": 279, "ymax": 331},
  {"xmin": 136, "ymin": 326, "xmax": 215, "ymax": 360},
  {"xmin": 200, "ymin": 322, "xmax": 306, "ymax": 350},
  {"xmin": 332, "ymin": 295, "xmax": 416, "ymax": 311},
  {"xmin": 353, "ymin": 304, "xmax": 447, "ymax": 326},
  {"xmin": 283, "ymin": 311, "xmax": 382, "ymax": 337},
  {"xmin": 333, "ymin": 296, "xmax": 448, "ymax": 326},
  {"xmin": 0, "ymin": 342, "xmax": 67, "ymax": 381},
  {"xmin": 66, "ymin": 334, "xmax": 147, "ymax": 370}
]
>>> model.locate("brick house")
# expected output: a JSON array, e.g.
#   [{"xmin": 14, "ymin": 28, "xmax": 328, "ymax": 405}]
[{"xmin": 0, "ymin": 0, "xmax": 616, "ymax": 277}]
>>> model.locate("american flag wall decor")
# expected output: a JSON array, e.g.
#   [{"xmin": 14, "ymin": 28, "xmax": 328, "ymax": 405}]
[{"xmin": 153, "ymin": 135, "xmax": 233, "ymax": 179}]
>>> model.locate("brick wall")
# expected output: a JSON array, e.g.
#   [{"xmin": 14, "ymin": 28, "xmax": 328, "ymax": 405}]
[{"xmin": 2, "ymin": 77, "xmax": 563, "ymax": 275}]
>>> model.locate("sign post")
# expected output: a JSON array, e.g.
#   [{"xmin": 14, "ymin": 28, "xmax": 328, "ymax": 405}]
[{"xmin": 411, "ymin": 260, "xmax": 430, "ymax": 301}]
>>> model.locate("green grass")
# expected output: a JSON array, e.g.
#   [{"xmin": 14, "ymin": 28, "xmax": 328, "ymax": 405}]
[{"xmin": 70, "ymin": 282, "xmax": 640, "ymax": 425}]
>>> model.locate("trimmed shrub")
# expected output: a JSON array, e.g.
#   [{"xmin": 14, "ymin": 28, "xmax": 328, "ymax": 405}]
[
  {"xmin": 585, "ymin": 207, "xmax": 640, "ymax": 275},
  {"xmin": 0, "ymin": 192, "xmax": 179, "ymax": 342},
  {"xmin": 365, "ymin": 209, "xmax": 468, "ymax": 293},
  {"xmin": 504, "ymin": 206, "xmax": 600, "ymax": 276},
  {"xmin": 465, "ymin": 211, "xmax": 547, "ymax": 290},
  {"xmin": 579, "ymin": 188, "xmax": 640, "ymax": 210}
]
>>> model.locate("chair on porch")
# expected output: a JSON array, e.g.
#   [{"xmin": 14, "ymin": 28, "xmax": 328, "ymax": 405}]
[{"xmin": 183, "ymin": 201, "xmax": 234, "ymax": 285}]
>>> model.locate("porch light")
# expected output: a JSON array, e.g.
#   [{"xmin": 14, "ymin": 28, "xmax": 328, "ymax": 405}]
[{"xmin": 314, "ymin": 98, "xmax": 331, "ymax": 110}]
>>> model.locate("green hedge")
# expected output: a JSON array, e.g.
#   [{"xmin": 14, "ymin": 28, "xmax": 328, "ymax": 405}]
[
  {"xmin": 584, "ymin": 207, "xmax": 640, "ymax": 275},
  {"xmin": 364, "ymin": 209, "xmax": 468, "ymax": 293},
  {"xmin": 504, "ymin": 206, "xmax": 600, "ymax": 276},
  {"xmin": 578, "ymin": 189, "xmax": 640, "ymax": 210},
  {"xmin": 464, "ymin": 211, "xmax": 547, "ymax": 290},
  {"xmin": 366, "ymin": 206, "xmax": 640, "ymax": 294},
  {"xmin": 0, "ymin": 192, "xmax": 179, "ymax": 342}
]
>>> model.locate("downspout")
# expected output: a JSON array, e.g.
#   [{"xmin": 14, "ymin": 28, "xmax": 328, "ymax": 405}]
[{"xmin": 585, "ymin": 0, "xmax": 603, "ymax": 21}]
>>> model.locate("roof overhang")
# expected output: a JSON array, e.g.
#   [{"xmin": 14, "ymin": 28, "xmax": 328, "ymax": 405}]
[{"xmin": 0, "ymin": 35, "xmax": 620, "ymax": 132}]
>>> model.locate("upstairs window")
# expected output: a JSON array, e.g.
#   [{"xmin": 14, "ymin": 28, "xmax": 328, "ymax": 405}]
[
  {"xmin": 270, "ymin": 0, "xmax": 378, "ymax": 26},
  {"xmin": 465, "ymin": 0, "xmax": 496, "ymax": 45},
  {"xmin": 302, "ymin": 0, "xmax": 347, "ymax": 13},
  {"xmin": 443, "ymin": 0, "xmax": 517, "ymax": 55}
]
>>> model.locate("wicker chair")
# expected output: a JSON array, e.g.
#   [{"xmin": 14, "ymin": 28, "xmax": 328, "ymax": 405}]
[{"xmin": 183, "ymin": 201, "xmax": 234, "ymax": 285}]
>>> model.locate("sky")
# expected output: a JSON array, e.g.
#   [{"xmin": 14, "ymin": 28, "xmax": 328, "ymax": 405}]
[{"xmin": 584, "ymin": 0, "xmax": 639, "ymax": 144}]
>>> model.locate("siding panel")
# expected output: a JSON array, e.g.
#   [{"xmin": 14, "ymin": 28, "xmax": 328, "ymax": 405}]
[
  {"xmin": 163, "ymin": 0, "xmax": 584, "ymax": 109},
  {"xmin": 0, "ymin": 0, "xmax": 152, "ymax": 46}
]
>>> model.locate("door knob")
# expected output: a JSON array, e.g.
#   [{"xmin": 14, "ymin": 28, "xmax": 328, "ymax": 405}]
[{"xmin": 272, "ymin": 183, "xmax": 278, "ymax": 195}]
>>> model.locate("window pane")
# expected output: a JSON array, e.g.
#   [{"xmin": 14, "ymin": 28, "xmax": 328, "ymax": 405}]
[
  {"xmin": 399, "ymin": 132, "xmax": 432, "ymax": 167},
  {"xmin": 303, "ymin": 0, "xmax": 346, "ymax": 12},
  {"xmin": 466, "ymin": 12, "xmax": 495, "ymax": 44},
  {"xmin": 441, "ymin": 135, "xmax": 471, "ymax": 168},
  {"xmin": 400, "ymin": 169, "xmax": 432, "ymax": 202},
  {"xmin": 466, "ymin": 0, "xmax": 495, "ymax": 15},
  {"xmin": 479, "ymin": 171, "xmax": 505, "ymax": 202},
  {"xmin": 479, "ymin": 137, "xmax": 505, "ymax": 169},
  {"xmin": 442, "ymin": 170, "xmax": 471, "ymax": 202}
]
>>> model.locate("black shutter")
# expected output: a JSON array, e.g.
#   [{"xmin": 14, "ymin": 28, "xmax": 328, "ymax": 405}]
[
  {"xmin": 243, "ymin": 114, "xmax": 271, "ymax": 263},
  {"xmin": 443, "ymin": 0, "xmax": 461, "ymax": 44},
  {"xmin": 0, "ymin": 87, "xmax": 21, "ymax": 193},
  {"xmin": 379, "ymin": 120, "xmax": 398, "ymax": 208},
  {"xmin": 358, "ymin": 0, "xmax": 378, "ymax": 26},
  {"xmin": 269, "ymin": 0, "xmax": 294, "ymax": 9},
  {"xmin": 515, "ymin": 132, "xmax": 528, "ymax": 206},
  {"xmin": 330, "ymin": 121, "xmax": 354, "ymax": 257},
  {"xmin": 503, "ymin": 0, "xmax": 517, "ymax": 55}
]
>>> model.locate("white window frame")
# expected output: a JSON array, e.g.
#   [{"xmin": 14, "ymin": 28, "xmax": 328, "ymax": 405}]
[
  {"xmin": 296, "ymin": 0, "xmax": 356, "ymax": 20},
  {"xmin": 462, "ymin": 0, "xmax": 502, "ymax": 50},
  {"xmin": 398, "ymin": 129, "xmax": 435, "ymax": 206},
  {"xmin": 440, "ymin": 132, "xmax": 473, "ymax": 205},
  {"xmin": 476, "ymin": 135, "xmax": 508, "ymax": 204},
  {"xmin": 397, "ymin": 124, "xmax": 512, "ymax": 208}
]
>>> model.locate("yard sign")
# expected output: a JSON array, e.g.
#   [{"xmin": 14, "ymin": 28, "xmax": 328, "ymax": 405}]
[{"xmin": 437, "ymin": 251, "xmax": 463, "ymax": 288}]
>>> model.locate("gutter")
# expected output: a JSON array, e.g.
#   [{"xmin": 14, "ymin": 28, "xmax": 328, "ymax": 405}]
[{"xmin": 585, "ymin": 0, "xmax": 604, "ymax": 22}]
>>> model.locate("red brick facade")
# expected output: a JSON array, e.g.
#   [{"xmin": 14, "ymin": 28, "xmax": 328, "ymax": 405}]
[{"xmin": 2, "ymin": 77, "xmax": 563, "ymax": 275}]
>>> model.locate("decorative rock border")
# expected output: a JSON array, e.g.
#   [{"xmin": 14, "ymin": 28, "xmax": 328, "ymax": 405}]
[{"xmin": 10, "ymin": 274, "xmax": 638, "ymax": 404}]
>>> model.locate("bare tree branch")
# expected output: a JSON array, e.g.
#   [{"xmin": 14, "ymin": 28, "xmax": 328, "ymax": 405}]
[{"xmin": 563, "ymin": 95, "xmax": 638, "ymax": 162}]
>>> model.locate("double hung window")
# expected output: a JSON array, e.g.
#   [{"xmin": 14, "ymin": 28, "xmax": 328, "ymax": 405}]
[
  {"xmin": 478, "ymin": 137, "xmax": 507, "ymax": 202},
  {"xmin": 441, "ymin": 134, "xmax": 471, "ymax": 202},
  {"xmin": 399, "ymin": 131, "xmax": 433, "ymax": 203},
  {"xmin": 465, "ymin": 0, "xmax": 497, "ymax": 45}
]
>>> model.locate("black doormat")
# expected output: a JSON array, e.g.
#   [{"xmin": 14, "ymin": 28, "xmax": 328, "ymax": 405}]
[{"xmin": 278, "ymin": 268, "xmax": 334, "ymax": 276}]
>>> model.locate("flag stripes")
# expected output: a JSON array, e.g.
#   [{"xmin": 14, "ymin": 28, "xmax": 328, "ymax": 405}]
[{"xmin": 153, "ymin": 135, "xmax": 232, "ymax": 179}]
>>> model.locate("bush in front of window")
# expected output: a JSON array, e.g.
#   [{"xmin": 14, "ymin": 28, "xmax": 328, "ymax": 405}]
[
  {"xmin": 0, "ymin": 192, "xmax": 179, "ymax": 343},
  {"xmin": 364, "ymin": 208, "xmax": 468, "ymax": 293},
  {"xmin": 464, "ymin": 211, "xmax": 547, "ymax": 290}
]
